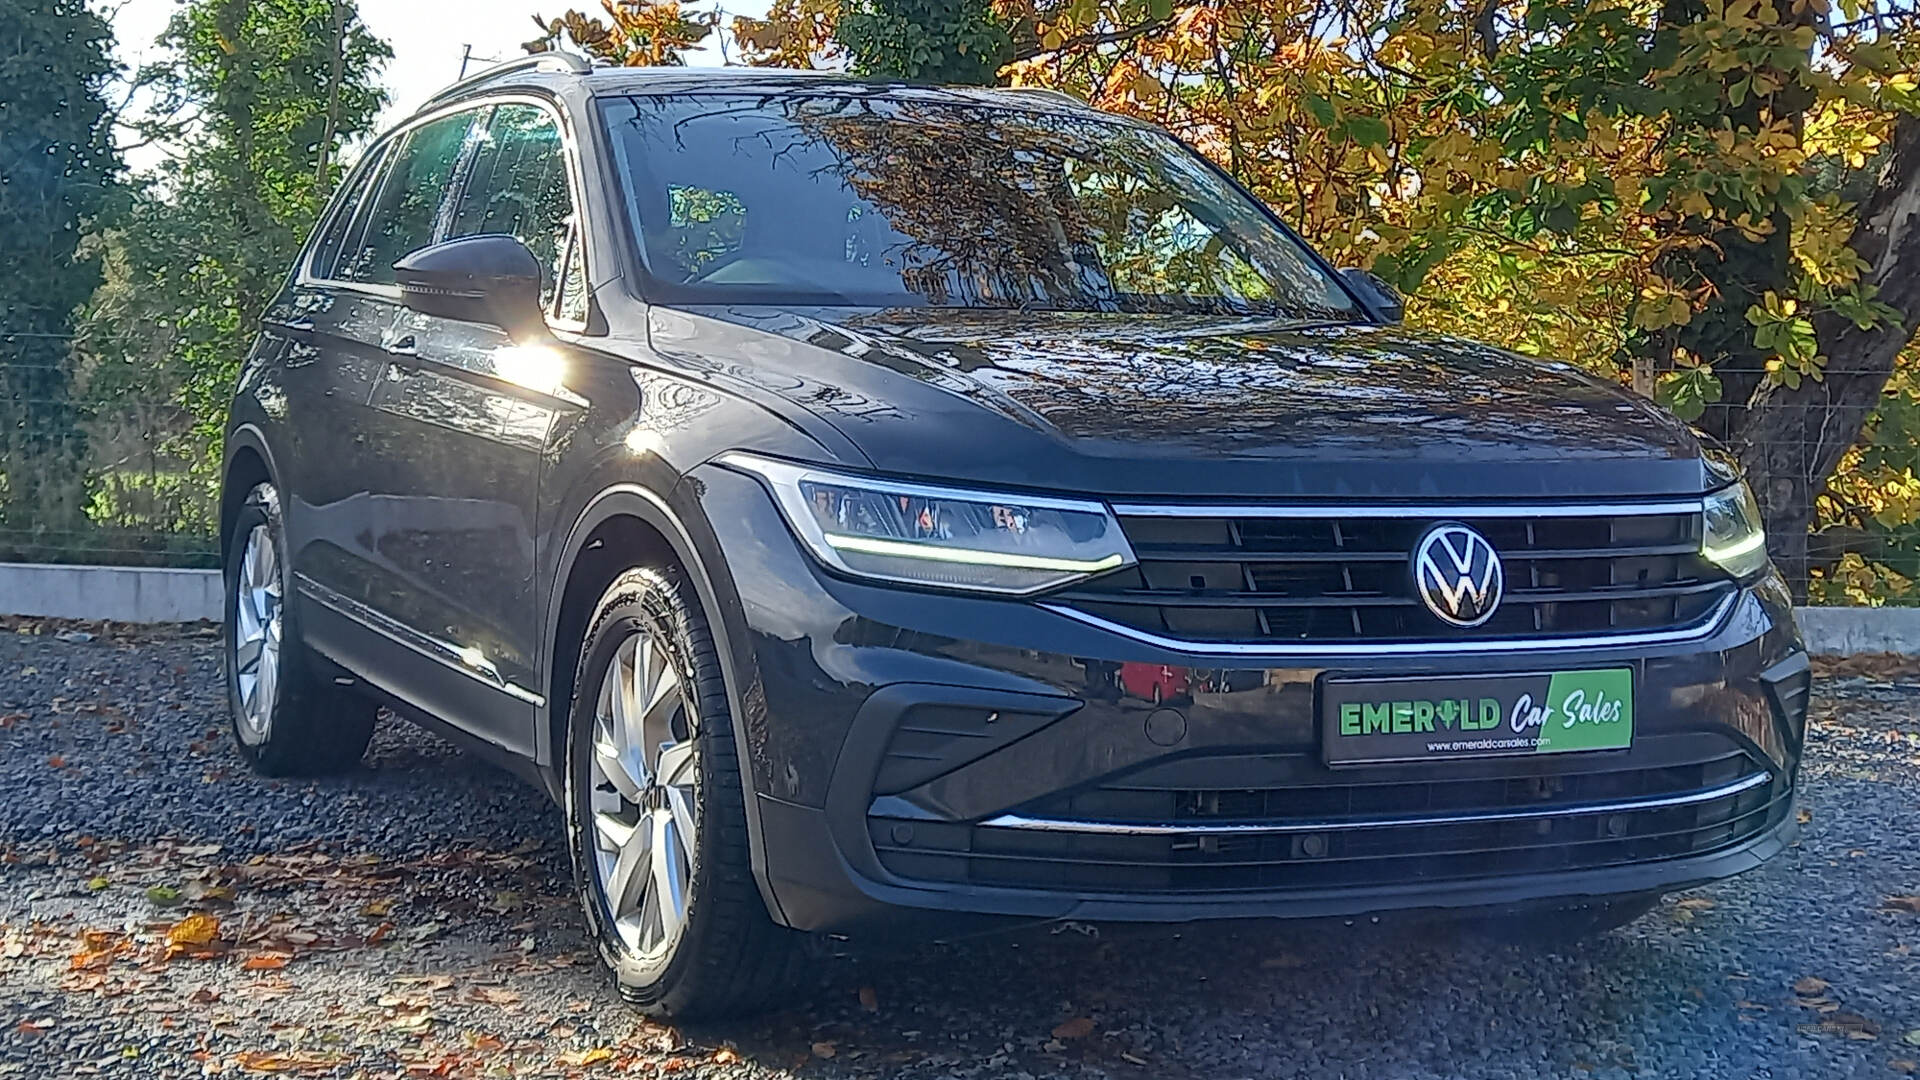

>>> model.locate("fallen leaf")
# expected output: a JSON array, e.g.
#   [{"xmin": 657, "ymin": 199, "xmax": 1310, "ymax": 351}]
[
  {"xmin": 189, "ymin": 987, "xmax": 220, "ymax": 1005},
  {"xmin": 470, "ymin": 987, "xmax": 520, "ymax": 1006},
  {"xmin": 811, "ymin": 1041, "xmax": 837, "ymax": 1059},
  {"xmin": 1794, "ymin": 976, "xmax": 1831, "ymax": 996},
  {"xmin": 233, "ymin": 1049, "xmax": 346, "ymax": 1073},
  {"xmin": 85, "ymin": 876, "xmax": 109, "ymax": 892},
  {"xmin": 858, "ymin": 985, "xmax": 879, "ymax": 1012},
  {"xmin": 166, "ymin": 914, "xmax": 221, "ymax": 953},
  {"xmin": 145, "ymin": 885, "xmax": 182, "ymax": 908},
  {"xmin": 241, "ymin": 953, "xmax": 288, "ymax": 972},
  {"xmin": 712, "ymin": 1048, "xmax": 739, "ymax": 1064},
  {"xmin": 559, "ymin": 1047, "xmax": 613, "ymax": 1066},
  {"xmin": 14, "ymin": 1020, "xmax": 47, "ymax": 1039},
  {"xmin": 1883, "ymin": 896, "xmax": 1920, "ymax": 914},
  {"xmin": 47, "ymin": 755, "xmax": 64, "ymax": 769},
  {"xmin": 1891, "ymin": 1060, "xmax": 1916, "ymax": 1075},
  {"xmin": 1906, "ymin": 1029, "xmax": 1920, "ymax": 1047},
  {"xmin": 1823, "ymin": 1012, "xmax": 1881, "ymax": 1040},
  {"xmin": 361, "ymin": 898, "xmax": 394, "ymax": 918},
  {"xmin": 1052, "ymin": 1017, "xmax": 1096, "ymax": 1040}
]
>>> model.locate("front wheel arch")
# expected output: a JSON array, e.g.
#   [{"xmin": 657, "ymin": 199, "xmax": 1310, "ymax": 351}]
[{"xmin": 542, "ymin": 485, "xmax": 787, "ymax": 927}]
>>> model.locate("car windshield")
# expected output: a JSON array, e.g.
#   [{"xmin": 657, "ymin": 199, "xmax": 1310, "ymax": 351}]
[{"xmin": 598, "ymin": 92, "xmax": 1360, "ymax": 318}]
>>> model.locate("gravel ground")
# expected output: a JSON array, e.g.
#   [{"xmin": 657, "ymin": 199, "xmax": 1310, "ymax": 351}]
[{"xmin": 1, "ymin": 624, "xmax": 1917, "ymax": 1079}]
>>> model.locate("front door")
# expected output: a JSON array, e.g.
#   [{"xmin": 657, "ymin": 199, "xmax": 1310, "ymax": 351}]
[{"xmin": 354, "ymin": 100, "xmax": 585, "ymax": 756}]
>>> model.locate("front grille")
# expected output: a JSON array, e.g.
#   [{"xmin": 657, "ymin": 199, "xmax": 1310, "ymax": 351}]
[
  {"xmin": 870, "ymin": 743, "xmax": 1786, "ymax": 894},
  {"xmin": 1054, "ymin": 507, "xmax": 1735, "ymax": 644}
]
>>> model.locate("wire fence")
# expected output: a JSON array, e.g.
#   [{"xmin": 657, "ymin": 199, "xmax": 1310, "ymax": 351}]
[
  {"xmin": 3, "ymin": 327, "xmax": 1916, "ymax": 602},
  {"xmin": 0, "ymin": 330, "xmax": 220, "ymax": 570}
]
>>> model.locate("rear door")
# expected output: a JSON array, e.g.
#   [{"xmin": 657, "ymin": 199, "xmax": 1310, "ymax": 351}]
[
  {"xmin": 356, "ymin": 99, "xmax": 585, "ymax": 754},
  {"xmin": 286, "ymin": 108, "xmax": 508, "ymax": 711}
]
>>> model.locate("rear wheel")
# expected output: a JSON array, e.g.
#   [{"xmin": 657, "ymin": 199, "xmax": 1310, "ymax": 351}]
[
  {"xmin": 563, "ymin": 566, "xmax": 804, "ymax": 1018},
  {"xmin": 223, "ymin": 481, "xmax": 377, "ymax": 776}
]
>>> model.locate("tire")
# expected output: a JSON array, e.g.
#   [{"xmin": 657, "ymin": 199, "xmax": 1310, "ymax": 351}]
[
  {"xmin": 563, "ymin": 566, "xmax": 804, "ymax": 1019},
  {"xmin": 1486, "ymin": 892, "xmax": 1662, "ymax": 947},
  {"xmin": 223, "ymin": 481, "xmax": 377, "ymax": 776}
]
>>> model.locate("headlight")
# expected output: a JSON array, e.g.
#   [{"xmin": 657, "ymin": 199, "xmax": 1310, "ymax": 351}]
[
  {"xmin": 1701, "ymin": 481, "xmax": 1769, "ymax": 579},
  {"xmin": 718, "ymin": 453, "xmax": 1134, "ymax": 595}
]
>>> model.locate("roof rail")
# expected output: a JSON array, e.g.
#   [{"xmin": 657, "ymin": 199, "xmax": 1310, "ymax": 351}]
[
  {"xmin": 423, "ymin": 51, "xmax": 592, "ymax": 107},
  {"xmin": 1004, "ymin": 86, "xmax": 1086, "ymax": 107}
]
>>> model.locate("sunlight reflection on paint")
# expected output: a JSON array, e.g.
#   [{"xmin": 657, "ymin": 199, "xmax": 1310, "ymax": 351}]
[
  {"xmin": 493, "ymin": 344, "xmax": 567, "ymax": 396},
  {"xmin": 625, "ymin": 427, "xmax": 665, "ymax": 456}
]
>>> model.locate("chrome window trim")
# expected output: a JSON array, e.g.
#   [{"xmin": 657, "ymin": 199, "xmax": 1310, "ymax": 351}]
[
  {"xmin": 973, "ymin": 770, "xmax": 1773, "ymax": 837},
  {"xmin": 1038, "ymin": 587, "xmax": 1739, "ymax": 657},
  {"xmin": 1109, "ymin": 499, "xmax": 1708, "ymax": 519}
]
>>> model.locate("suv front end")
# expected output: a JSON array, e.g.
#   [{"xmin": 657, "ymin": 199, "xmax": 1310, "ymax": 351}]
[{"xmin": 683, "ymin": 455, "xmax": 1807, "ymax": 934}]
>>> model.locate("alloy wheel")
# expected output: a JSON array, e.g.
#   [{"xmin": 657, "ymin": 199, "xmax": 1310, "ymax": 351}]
[
  {"xmin": 588, "ymin": 629, "xmax": 699, "ymax": 959},
  {"xmin": 232, "ymin": 522, "xmax": 283, "ymax": 745}
]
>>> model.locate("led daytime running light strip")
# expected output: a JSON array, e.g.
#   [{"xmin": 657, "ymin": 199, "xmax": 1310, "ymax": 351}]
[
  {"xmin": 1702, "ymin": 530, "xmax": 1766, "ymax": 565},
  {"xmin": 823, "ymin": 532, "xmax": 1127, "ymax": 573}
]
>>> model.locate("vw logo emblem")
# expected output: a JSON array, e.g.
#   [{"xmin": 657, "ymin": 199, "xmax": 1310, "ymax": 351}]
[{"xmin": 1412, "ymin": 523, "xmax": 1504, "ymax": 628}]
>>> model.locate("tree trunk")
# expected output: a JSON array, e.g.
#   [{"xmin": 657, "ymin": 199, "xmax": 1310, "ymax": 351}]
[
  {"xmin": 315, "ymin": 0, "xmax": 346, "ymax": 196},
  {"xmin": 1734, "ymin": 113, "xmax": 1920, "ymax": 599}
]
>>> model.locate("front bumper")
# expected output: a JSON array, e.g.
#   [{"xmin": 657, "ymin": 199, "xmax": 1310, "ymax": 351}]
[{"xmin": 682, "ymin": 466, "xmax": 1809, "ymax": 935}]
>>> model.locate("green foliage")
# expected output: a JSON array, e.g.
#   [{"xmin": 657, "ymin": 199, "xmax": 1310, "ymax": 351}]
[
  {"xmin": 835, "ymin": 0, "xmax": 1012, "ymax": 85},
  {"xmin": 0, "ymin": 0, "xmax": 120, "ymax": 548},
  {"xmin": 104, "ymin": 0, "xmax": 389, "ymax": 482}
]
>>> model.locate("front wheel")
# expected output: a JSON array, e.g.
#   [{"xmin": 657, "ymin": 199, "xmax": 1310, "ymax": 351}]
[{"xmin": 563, "ymin": 566, "xmax": 804, "ymax": 1018}]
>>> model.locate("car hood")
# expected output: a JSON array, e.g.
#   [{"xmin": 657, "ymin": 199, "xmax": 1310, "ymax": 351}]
[{"xmin": 648, "ymin": 306, "xmax": 1720, "ymax": 500}]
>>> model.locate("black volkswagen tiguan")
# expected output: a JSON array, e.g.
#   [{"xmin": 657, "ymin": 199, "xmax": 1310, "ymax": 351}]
[{"xmin": 219, "ymin": 55, "xmax": 1809, "ymax": 1017}]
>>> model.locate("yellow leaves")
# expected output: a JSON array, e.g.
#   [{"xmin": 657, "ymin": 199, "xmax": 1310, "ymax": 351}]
[
  {"xmin": 1635, "ymin": 279, "xmax": 1695, "ymax": 331},
  {"xmin": 1791, "ymin": 196, "xmax": 1870, "ymax": 288},
  {"xmin": 165, "ymin": 914, "xmax": 222, "ymax": 959}
]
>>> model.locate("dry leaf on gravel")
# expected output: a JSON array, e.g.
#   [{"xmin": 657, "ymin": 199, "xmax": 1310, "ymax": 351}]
[
  {"xmin": 1809, "ymin": 1012, "xmax": 1880, "ymax": 1040},
  {"xmin": 241, "ymin": 953, "xmax": 288, "ymax": 971},
  {"xmin": 858, "ymin": 985, "xmax": 879, "ymax": 1012},
  {"xmin": 470, "ymin": 987, "xmax": 520, "ymax": 1006},
  {"xmin": 1053, "ymin": 1017, "xmax": 1097, "ymax": 1040},
  {"xmin": 233, "ymin": 1049, "xmax": 347, "ymax": 1073},
  {"xmin": 1882, "ymin": 896, "xmax": 1920, "ymax": 914},
  {"xmin": 811, "ymin": 1041, "xmax": 837, "ymax": 1059},
  {"xmin": 1793, "ymin": 976, "xmax": 1830, "ymax": 996},
  {"xmin": 166, "ymin": 914, "xmax": 219, "ymax": 949},
  {"xmin": 560, "ymin": 1047, "xmax": 613, "ymax": 1066},
  {"xmin": 1891, "ymin": 1060, "xmax": 1917, "ymax": 1075}
]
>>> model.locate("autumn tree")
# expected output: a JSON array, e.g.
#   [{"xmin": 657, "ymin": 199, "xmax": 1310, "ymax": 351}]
[
  {"xmin": 0, "ymin": 0, "xmax": 120, "ymax": 556},
  {"xmin": 528, "ymin": 1, "xmax": 718, "ymax": 64}
]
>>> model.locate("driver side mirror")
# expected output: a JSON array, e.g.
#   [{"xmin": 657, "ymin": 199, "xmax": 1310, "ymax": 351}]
[
  {"xmin": 394, "ymin": 235, "xmax": 550, "ymax": 343},
  {"xmin": 1341, "ymin": 267, "xmax": 1405, "ymax": 324}
]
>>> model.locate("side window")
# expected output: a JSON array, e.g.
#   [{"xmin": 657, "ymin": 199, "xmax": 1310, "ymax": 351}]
[
  {"xmin": 448, "ymin": 104, "xmax": 577, "ymax": 309},
  {"xmin": 340, "ymin": 110, "xmax": 481, "ymax": 285},
  {"xmin": 308, "ymin": 144, "xmax": 388, "ymax": 279}
]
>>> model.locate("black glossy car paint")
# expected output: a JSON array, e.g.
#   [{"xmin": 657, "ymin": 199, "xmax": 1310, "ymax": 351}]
[{"xmin": 223, "ymin": 67, "xmax": 1807, "ymax": 938}]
